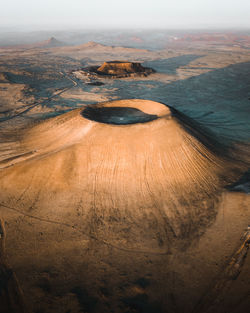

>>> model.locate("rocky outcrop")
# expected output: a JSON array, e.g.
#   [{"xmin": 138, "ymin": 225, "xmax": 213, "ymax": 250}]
[{"xmin": 82, "ymin": 61, "xmax": 155, "ymax": 78}]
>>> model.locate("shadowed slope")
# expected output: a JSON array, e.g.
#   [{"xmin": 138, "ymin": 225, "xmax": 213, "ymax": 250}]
[
  {"xmin": 0, "ymin": 99, "xmax": 249, "ymax": 252},
  {"xmin": 0, "ymin": 219, "xmax": 29, "ymax": 313}
]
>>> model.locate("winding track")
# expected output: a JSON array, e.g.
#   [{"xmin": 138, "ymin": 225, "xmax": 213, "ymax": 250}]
[
  {"xmin": 0, "ymin": 71, "xmax": 79, "ymax": 123},
  {"xmin": 0, "ymin": 202, "xmax": 170, "ymax": 256}
]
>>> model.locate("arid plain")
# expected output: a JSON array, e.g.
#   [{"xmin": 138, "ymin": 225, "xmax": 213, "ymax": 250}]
[{"xmin": 0, "ymin": 31, "xmax": 250, "ymax": 313}]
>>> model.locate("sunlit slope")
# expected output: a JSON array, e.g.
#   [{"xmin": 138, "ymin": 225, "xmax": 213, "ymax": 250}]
[{"xmin": 0, "ymin": 99, "xmax": 248, "ymax": 251}]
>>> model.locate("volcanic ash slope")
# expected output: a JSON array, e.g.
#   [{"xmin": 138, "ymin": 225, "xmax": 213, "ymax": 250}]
[{"xmin": 0, "ymin": 99, "xmax": 248, "ymax": 252}]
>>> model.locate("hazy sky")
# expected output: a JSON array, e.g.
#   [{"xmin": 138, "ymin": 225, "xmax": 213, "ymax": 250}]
[{"xmin": 1, "ymin": 0, "xmax": 250, "ymax": 29}]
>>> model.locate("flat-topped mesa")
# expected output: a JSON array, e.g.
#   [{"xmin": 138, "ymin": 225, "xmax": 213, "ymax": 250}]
[
  {"xmin": 97, "ymin": 61, "xmax": 149, "ymax": 75},
  {"xmin": 86, "ymin": 61, "xmax": 155, "ymax": 78}
]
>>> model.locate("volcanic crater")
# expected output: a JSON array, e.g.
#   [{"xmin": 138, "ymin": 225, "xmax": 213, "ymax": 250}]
[
  {"xmin": 81, "ymin": 61, "xmax": 155, "ymax": 78},
  {"xmin": 0, "ymin": 99, "xmax": 250, "ymax": 313}
]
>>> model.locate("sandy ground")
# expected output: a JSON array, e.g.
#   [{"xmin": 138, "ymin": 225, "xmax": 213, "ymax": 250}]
[
  {"xmin": 60, "ymin": 89, "xmax": 114, "ymax": 103},
  {"xmin": 0, "ymin": 83, "xmax": 34, "ymax": 118},
  {"xmin": 0, "ymin": 191, "xmax": 249, "ymax": 313}
]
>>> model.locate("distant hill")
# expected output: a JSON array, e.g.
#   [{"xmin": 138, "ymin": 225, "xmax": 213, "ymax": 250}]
[
  {"xmin": 80, "ymin": 41, "xmax": 107, "ymax": 49},
  {"xmin": 37, "ymin": 37, "xmax": 65, "ymax": 48},
  {"xmin": 169, "ymin": 32, "xmax": 250, "ymax": 49},
  {"xmin": 57, "ymin": 41, "xmax": 149, "ymax": 52},
  {"xmin": 2, "ymin": 37, "xmax": 66, "ymax": 50},
  {"xmin": 50, "ymin": 41, "xmax": 151, "ymax": 60}
]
